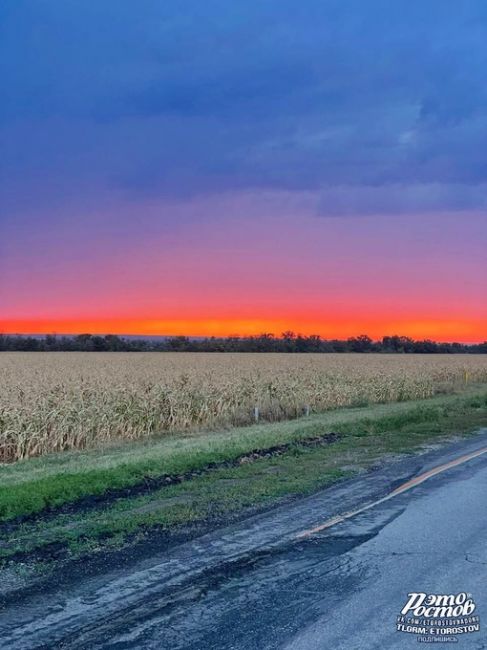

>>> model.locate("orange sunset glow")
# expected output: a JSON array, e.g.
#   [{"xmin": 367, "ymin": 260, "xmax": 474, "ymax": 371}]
[
  {"xmin": 1, "ymin": 317, "xmax": 485, "ymax": 343},
  {"xmin": 2, "ymin": 209, "xmax": 486, "ymax": 343}
]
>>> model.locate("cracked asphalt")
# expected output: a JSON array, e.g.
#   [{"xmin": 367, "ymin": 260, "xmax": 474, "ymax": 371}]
[{"xmin": 1, "ymin": 432, "xmax": 486, "ymax": 649}]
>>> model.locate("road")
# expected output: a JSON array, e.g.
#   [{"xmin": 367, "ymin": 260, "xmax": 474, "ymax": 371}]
[{"xmin": 1, "ymin": 431, "xmax": 486, "ymax": 649}]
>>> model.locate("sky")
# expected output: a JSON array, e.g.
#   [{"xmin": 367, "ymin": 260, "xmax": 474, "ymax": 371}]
[{"xmin": 1, "ymin": 0, "xmax": 486, "ymax": 342}]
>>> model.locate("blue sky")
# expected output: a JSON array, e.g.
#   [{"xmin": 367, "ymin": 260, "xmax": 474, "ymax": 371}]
[{"xmin": 2, "ymin": 0, "xmax": 486, "ymax": 215}]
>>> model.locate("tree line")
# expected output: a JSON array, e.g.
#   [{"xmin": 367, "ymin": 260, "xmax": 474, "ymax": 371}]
[{"xmin": 1, "ymin": 332, "xmax": 486, "ymax": 353}]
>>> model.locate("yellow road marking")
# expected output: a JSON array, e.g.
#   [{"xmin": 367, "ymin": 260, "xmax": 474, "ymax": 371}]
[{"xmin": 296, "ymin": 445, "xmax": 487, "ymax": 539}]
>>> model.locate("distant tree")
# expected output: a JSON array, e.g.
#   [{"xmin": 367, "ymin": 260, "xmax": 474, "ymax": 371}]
[
  {"xmin": 44, "ymin": 334, "xmax": 58, "ymax": 350},
  {"xmin": 306, "ymin": 335, "xmax": 322, "ymax": 352},
  {"xmin": 281, "ymin": 331, "xmax": 296, "ymax": 352},
  {"xmin": 167, "ymin": 336, "xmax": 192, "ymax": 351},
  {"xmin": 0, "ymin": 333, "xmax": 484, "ymax": 354},
  {"xmin": 347, "ymin": 334, "xmax": 375, "ymax": 352},
  {"xmin": 382, "ymin": 336, "xmax": 415, "ymax": 353},
  {"xmin": 103, "ymin": 335, "xmax": 125, "ymax": 351},
  {"xmin": 75, "ymin": 334, "xmax": 94, "ymax": 351}
]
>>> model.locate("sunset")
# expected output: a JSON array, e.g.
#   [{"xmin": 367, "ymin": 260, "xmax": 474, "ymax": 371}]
[
  {"xmin": 2, "ymin": 208, "xmax": 486, "ymax": 341},
  {"xmin": 1, "ymin": 3, "xmax": 487, "ymax": 647},
  {"xmin": 1, "ymin": 317, "xmax": 485, "ymax": 343},
  {"xmin": 1, "ymin": 4, "xmax": 486, "ymax": 342}
]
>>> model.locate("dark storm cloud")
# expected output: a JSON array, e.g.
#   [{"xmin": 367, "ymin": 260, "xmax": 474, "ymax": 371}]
[{"xmin": 1, "ymin": 0, "xmax": 486, "ymax": 218}]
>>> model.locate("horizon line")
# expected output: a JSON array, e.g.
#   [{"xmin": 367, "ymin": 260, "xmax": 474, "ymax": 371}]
[{"xmin": 2, "ymin": 332, "xmax": 484, "ymax": 346}]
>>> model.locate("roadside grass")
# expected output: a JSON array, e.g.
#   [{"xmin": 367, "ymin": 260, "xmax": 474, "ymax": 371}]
[
  {"xmin": 1, "ymin": 384, "xmax": 486, "ymax": 524},
  {"xmin": 0, "ymin": 386, "xmax": 486, "ymax": 564}
]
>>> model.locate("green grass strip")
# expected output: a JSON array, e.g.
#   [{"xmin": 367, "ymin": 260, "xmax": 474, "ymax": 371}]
[{"xmin": 0, "ymin": 386, "xmax": 486, "ymax": 522}]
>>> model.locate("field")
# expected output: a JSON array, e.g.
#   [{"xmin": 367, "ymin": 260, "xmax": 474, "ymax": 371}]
[
  {"xmin": 1, "ymin": 351, "xmax": 487, "ymax": 578},
  {"xmin": 2, "ymin": 352, "xmax": 487, "ymax": 462}
]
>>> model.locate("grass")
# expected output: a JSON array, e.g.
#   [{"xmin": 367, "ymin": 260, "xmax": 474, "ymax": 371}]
[
  {"xmin": 1, "ymin": 384, "xmax": 486, "ymax": 523},
  {"xmin": 0, "ymin": 385, "xmax": 486, "ymax": 566}
]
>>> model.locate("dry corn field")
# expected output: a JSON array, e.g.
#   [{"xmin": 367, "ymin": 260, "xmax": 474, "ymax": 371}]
[{"xmin": 1, "ymin": 352, "xmax": 487, "ymax": 462}]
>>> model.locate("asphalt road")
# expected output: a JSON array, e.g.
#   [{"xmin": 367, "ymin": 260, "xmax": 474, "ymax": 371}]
[{"xmin": 1, "ymin": 431, "xmax": 487, "ymax": 649}]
